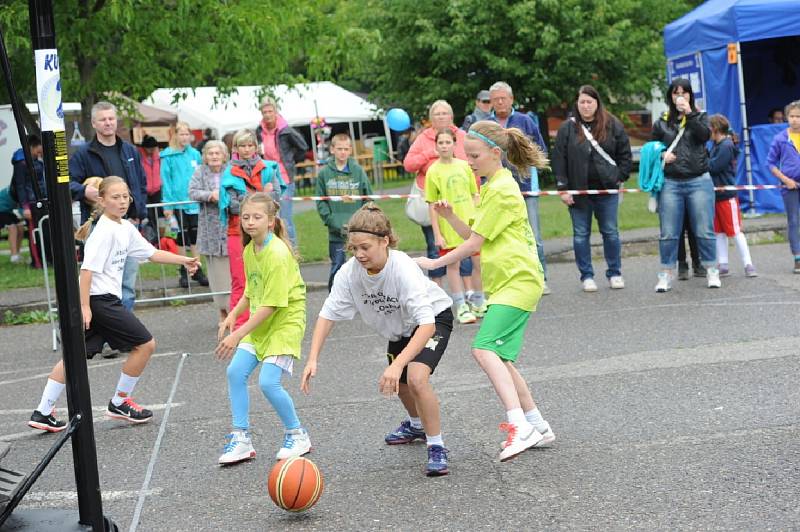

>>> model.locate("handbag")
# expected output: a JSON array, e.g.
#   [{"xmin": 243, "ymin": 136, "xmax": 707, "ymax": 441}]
[{"xmin": 404, "ymin": 181, "xmax": 431, "ymax": 226}]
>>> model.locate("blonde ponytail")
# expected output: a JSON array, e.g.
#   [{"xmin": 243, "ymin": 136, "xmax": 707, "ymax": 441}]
[
  {"xmin": 75, "ymin": 204, "xmax": 103, "ymax": 241},
  {"xmin": 468, "ymin": 121, "xmax": 549, "ymax": 174},
  {"xmin": 505, "ymin": 127, "xmax": 548, "ymax": 171}
]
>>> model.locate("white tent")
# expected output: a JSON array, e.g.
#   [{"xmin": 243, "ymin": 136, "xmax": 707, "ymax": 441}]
[{"xmin": 145, "ymin": 82, "xmax": 382, "ymax": 135}]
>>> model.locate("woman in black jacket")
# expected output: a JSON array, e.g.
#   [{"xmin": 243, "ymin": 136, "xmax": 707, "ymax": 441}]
[
  {"xmin": 553, "ymin": 85, "xmax": 632, "ymax": 292},
  {"xmin": 651, "ymin": 78, "xmax": 719, "ymax": 293}
]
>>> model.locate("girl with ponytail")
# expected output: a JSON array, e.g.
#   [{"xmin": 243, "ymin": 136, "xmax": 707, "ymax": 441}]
[
  {"xmin": 215, "ymin": 192, "xmax": 311, "ymax": 465},
  {"xmin": 415, "ymin": 120, "xmax": 557, "ymax": 463},
  {"xmin": 29, "ymin": 176, "xmax": 200, "ymax": 432}
]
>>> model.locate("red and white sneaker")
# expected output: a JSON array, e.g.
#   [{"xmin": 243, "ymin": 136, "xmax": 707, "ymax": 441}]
[
  {"xmin": 501, "ymin": 420, "xmax": 555, "ymax": 449},
  {"xmin": 498, "ymin": 421, "xmax": 542, "ymax": 462},
  {"xmin": 106, "ymin": 398, "xmax": 153, "ymax": 423}
]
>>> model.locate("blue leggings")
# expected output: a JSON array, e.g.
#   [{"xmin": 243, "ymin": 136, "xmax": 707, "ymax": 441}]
[{"xmin": 226, "ymin": 347, "xmax": 300, "ymax": 431}]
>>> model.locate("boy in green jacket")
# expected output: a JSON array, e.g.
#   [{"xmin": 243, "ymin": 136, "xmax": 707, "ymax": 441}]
[{"xmin": 316, "ymin": 133, "xmax": 373, "ymax": 290}]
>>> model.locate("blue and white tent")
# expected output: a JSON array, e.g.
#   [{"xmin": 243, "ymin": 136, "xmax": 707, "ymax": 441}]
[{"xmin": 664, "ymin": 0, "xmax": 800, "ymax": 213}]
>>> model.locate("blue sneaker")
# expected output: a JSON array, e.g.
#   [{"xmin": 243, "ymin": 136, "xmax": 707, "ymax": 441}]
[
  {"xmin": 384, "ymin": 420, "xmax": 426, "ymax": 445},
  {"xmin": 426, "ymin": 445, "xmax": 449, "ymax": 476}
]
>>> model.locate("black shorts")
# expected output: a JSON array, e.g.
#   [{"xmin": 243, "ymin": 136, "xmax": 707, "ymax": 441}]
[
  {"xmin": 386, "ymin": 308, "xmax": 453, "ymax": 384},
  {"xmin": 84, "ymin": 294, "xmax": 153, "ymax": 358},
  {"xmin": 0, "ymin": 211, "xmax": 22, "ymax": 228},
  {"xmin": 175, "ymin": 212, "xmax": 198, "ymax": 247}
]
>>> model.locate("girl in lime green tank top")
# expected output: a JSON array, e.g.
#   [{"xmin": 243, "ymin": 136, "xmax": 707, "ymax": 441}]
[
  {"xmin": 415, "ymin": 120, "xmax": 556, "ymax": 463},
  {"xmin": 215, "ymin": 193, "xmax": 311, "ymax": 466}
]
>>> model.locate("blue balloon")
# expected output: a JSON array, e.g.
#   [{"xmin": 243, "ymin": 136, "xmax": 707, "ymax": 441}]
[{"xmin": 386, "ymin": 108, "xmax": 411, "ymax": 132}]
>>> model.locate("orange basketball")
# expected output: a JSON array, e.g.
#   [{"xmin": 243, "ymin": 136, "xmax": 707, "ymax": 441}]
[{"xmin": 267, "ymin": 456, "xmax": 324, "ymax": 512}]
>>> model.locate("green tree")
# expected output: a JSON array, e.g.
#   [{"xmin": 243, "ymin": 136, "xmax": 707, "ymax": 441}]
[
  {"xmin": 332, "ymin": 0, "xmax": 696, "ymax": 122},
  {"xmin": 0, "ymin": 0, "xmax": 339, "ymax": 135}
]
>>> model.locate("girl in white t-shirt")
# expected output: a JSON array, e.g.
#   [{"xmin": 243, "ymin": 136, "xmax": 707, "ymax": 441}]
[
  {"xmin": 300, "ymin": 203, "xmax": 454, "ymax": 476},
  {"xmin": 28, "ymin": 177, "xmax": 199, "ymax": 432}
]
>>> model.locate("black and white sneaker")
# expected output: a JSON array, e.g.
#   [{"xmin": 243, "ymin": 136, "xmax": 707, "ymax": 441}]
[
  {"xmin": 28, "ymin": 410, "xmax": 67, "ymax": 432},
  {"xmin": 106, "ymin": 398, "xmax": 153, "ymax": 424}
]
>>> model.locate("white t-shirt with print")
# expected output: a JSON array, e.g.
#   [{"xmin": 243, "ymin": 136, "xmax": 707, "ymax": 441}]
[
  {"xmin": 319, "ymin": 250, "xmax": 452, "ymax": 341},
  {"xmin": 81, "ymin": 215, "xmax": 155, "ymax": 298}
]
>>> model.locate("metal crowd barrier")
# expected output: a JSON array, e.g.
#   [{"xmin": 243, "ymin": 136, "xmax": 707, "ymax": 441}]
[
  {"xmin": 133, "ymin": 200, "xmax": 231, "ymax": 305},
  {"xmin": 39, "ymin": 200, "xmax": 232, "ymax": 350},
  {"xmin": 33, "ymin": 215, "xmax": 58, "ymax": 351}
]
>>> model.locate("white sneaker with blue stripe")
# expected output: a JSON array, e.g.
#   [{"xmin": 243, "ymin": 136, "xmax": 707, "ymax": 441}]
[
  {"xmin": 276, "ymin": 428, "xmax": 311, "ymax": 460},
  {"xmin": 218, "ymin": 430, "xmax": 256, "ymax": 465}
]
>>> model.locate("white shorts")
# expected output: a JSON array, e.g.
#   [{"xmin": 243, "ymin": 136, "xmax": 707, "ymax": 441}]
[{"xmin": 238, "ymin": 343, "xmax": 294, "ymax": 375}]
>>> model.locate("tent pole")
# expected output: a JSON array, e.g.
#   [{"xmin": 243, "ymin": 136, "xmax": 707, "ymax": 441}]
[
  {"xmin": 382, "ymin": 118, "xmax": 395, "ymax": 162},
  {"xmin": 310, "ymin": 127, "xmax": 318, "ymax": 164},
  {"xmin": 349, "ymin": 121, "xmax": 357, "ymax": 157},
  {"xmin": 735, "ymin": 41, "xmax": 755, "ymax": 214}
]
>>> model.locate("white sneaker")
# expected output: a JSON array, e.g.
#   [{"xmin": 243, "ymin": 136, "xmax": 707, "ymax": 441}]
[
  {"xmin": 498, "ymin": 422, "xmax": 543, "ymax": 462},
  {"xmin": 609, "ymin": 276, "xmax": 625, "ymax": 289},
  {"xmin": 542, "ymin": 282, "xmax": 552, "ymax": 295},
  {"xmin": 276, "ymin": 428, "xmax": 312, "ymax": 460},
  {"xmin": 501, "ymin": 420, "xmax": 555, "ymax": 449},
  {"xmin": 9, "ymin": 254, "xmax": 21, "ymax": 263},
  {"xmin": 456, "ymin": 302, "xmax": 477, "ymax": 324},
  {"xmin": 707, "ymin": 267, "xmax": 721, "ymax": 288},
  {"xmin": 582, "ymin": 278, "xmax": 598, "ymax": 292},
  {"xmin": 218, "ymin": 430, "xmax": 256, "ymax": 465},
  {"xmin": 655, "ymin": 271, "xmax": 672, "ymax": 293}
]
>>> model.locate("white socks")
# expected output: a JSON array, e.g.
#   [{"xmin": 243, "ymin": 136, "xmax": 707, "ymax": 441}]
[
  {"xmin": 426, "ymin": 434, "xmax": 444, "ymax": 447},
  {"xmin": 734, "ymin": 232, "xmax": 753, "ymax": 266},
  {"xmin": 525, "ymin": 407, "xmax": 549, "ymax": 433},
  {"xmin": 111, "ymin": 372, "xmax": 139, "ymax": 407},
  {"xmin": 409, "ymin": 416, "xmax": 423, "ymax": 430},
  {"xmin": 506, "ymin": 408, "xmax": 527, "ymax": 426},
  {"xmin": 716, "ymin": 232, "xmax": 753, "ymax": 267},
  {"xmin": 36, "ymin": 378, "xmax": 65, "ymax": 416}
]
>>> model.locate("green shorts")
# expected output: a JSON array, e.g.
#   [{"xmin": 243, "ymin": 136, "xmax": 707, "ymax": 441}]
[{"xmin": 471, "ymin": 304, "xmax": 531, "ymax": 362}]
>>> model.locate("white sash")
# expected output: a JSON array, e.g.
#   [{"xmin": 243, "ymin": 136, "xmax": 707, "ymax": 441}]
[{"xmin": 571, "ymin": 117, "xmax": 616, "ymax": 167}]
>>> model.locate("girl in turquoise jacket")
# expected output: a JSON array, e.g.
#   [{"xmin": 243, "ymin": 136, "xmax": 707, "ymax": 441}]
[{"xmin": 160, "ymin": 121, "xmax": 208, "ymax": 286}]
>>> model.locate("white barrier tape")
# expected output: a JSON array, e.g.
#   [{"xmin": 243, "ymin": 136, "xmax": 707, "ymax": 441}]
[{"xmin": 288, "ymin": 184, "xmax": 785, "ymax": 202}]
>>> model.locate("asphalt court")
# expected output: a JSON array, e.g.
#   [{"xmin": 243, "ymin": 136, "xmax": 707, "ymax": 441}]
[{"xmin": 1, "ymin": 244, "xmax": 799, "ymax": 530}]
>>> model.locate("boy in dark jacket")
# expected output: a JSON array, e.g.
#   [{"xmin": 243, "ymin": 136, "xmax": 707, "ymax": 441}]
[
  {"xmin": 315, "ymin": 133, "xmax": 373, "ymax": 290},
  {"xmin": 709, "ymin": 114, "xmax": 755, "ymax": 277}
]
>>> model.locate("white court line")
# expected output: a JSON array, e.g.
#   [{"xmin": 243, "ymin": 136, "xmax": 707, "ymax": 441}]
[
  {"xmin": 0, "ymin": 351, "xmax": 180, "ymax": 387},
  {"xmin": 0, "ymin": 403, "xmax": 183, "ymax": 442},
  {"xmin": 19, "ymin": 488, "xmax": 162, "ymax": 505},
  {"xmin": 130, "ymin": 353, "xmax": 188, "ymax": 532},
  {"xmin": 0, "ymin": 403, "xmax": 183, "ymax": 416}
]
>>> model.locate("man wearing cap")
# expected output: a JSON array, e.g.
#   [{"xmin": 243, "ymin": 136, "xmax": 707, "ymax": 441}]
[{"xmin": 461, "ymin": 90, "xmax": 493, "ymax": 131}]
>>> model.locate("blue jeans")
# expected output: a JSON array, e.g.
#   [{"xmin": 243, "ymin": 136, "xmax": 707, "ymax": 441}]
[
  {"xmin": 658, "ymin": 174, "xmax": 716, "ymax": 269},
  {"xmin": 421, "ymin": 224, "xmax": 472, "ymax": 280},
  {"xmin": 280, "ymin": 181, "xmax": 297, "ymax": 246},
  {"xmin": 328, "ymin": 239, "xmax": 346, "ymax": 291},
  {"xmin": 227, "ymin": 347, "xmax": 300, "ymax": 431},
  {"xmin": 525, "ymin": 196, "xmax": 547, "ymax": 280},
  {"xmin": 781, "ymin": 189, "xmax": 800, "ymax": 255},
  {"xmin": 121, "ymin": 257, "xmax": 139, "ymax": 311},
  {"xmin": 568, "ymin": 195, "xmax": 621, "ymax": 281}
]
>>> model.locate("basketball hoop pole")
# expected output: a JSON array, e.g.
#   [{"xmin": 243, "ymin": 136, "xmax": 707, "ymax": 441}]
[{"xmin": 28, "ymin": 1, "xmax": 110, "ymax": 529}]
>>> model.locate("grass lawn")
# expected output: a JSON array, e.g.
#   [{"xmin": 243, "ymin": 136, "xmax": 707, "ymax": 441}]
[{"xmin": 0, "ymin": 191, "xmax": 660, "ymax": 290}]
